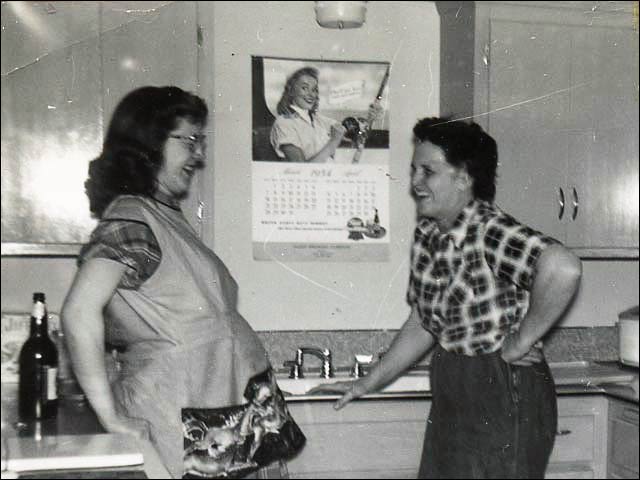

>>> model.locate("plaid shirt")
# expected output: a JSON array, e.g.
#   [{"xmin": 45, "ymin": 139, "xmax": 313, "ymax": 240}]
[
  {"xmin": 407, "ymin": 200, "xmax": 557, "ymax": 356},
  {"xmin": 77, "ymin": 194, "xmax": 180, "ymax": 289}
]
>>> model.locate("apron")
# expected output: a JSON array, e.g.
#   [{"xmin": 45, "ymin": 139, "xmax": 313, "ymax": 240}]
[
  {"xmin": 102, "ymin": 196, "xmax": 270, "ymax": 478},
  {"xmin": 418, "ymin": 345, "xmax": 557, "ymax": 479}
]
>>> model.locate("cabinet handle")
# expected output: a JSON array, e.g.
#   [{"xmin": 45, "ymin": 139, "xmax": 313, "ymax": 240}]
[
  {"xmin": 556, "ymin": 429, "xmax": 572, "ymax": 436},
  {"xmin": 571, "ymin": 188, "xmax": 579, "ymax": 220},
  {"xmin": 482, "ymin": 43, "xmax": 490, "ymax": 67},
  {"xmin": 197, "ymin": 201, "xmax": 204, "ymax": 221},
  {"xmin": 558, "ymin": 187, "xmax": 565, "ymax": 220}
]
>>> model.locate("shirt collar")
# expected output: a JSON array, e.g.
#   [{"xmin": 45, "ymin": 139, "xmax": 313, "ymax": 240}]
[
  {"xmin": 152, "ymin": 190, "xmax": 182, "ymax": 211},
  {"xmin": 447, "ymin": 199, "xmax": 482, "ymax": 249},
  {"xmin": 290, "ymin": 103, "xmax": 313, "ymax": 125}
]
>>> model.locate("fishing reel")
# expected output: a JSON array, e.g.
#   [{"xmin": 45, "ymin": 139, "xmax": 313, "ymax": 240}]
[{"xmin": 341, "ymin": 116, "xmax": 369, "ymax": 146}]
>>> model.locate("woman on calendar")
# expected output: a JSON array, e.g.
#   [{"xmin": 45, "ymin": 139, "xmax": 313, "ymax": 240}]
[
  {"xmin": 270, "ymin": 66, "xmax": 347, "ymax": 163},
  {"xmin": 270, "ymin": 66, "xmax": 383, "ymax": 163}
]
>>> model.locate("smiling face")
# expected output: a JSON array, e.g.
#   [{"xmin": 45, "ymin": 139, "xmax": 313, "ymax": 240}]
[
  {"xmin": 411, "ymin": 140, "xmax": 473, "ymax": 231},
  {"xmin": 291, "ymin": 74, "xmax": 319, "ymax": 111},
  {"xmin": 156, "ymin": 117, "xmax": 206, "ymax": 200}
]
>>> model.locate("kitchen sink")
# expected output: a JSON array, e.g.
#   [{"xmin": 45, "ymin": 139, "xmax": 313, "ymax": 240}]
[
  {"xmin": 275, "ymin": 361, "xmax": 637, "ymax": 397},
  {"xmin": 276, "ymin": 369, "xmax": 430, "ymax": 396}
]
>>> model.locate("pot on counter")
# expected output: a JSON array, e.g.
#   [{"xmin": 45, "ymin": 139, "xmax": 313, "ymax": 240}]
[{"xmin": 618, "ymin": 305, "xmax": 639, "ymax": 368}]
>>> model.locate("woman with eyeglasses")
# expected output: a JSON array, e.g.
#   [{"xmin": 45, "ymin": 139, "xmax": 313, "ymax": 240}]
[{"xmin": 61, "ymin": 86, "xmax": 273, "ymax": 478}]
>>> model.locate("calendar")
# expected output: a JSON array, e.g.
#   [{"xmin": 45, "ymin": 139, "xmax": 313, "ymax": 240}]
[
  {"xmin": 251, "ymin": 56, "xmax": 391, "ymax": 261},
  {"xmin": 252, "ymin": 162, "xmax": 389, "ymax": 261}
]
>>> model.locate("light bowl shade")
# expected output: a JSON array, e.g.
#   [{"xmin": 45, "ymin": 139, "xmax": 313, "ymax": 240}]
[{"xmin": 315, "ymin": 1, "xmax": 367, "ymax": 29}]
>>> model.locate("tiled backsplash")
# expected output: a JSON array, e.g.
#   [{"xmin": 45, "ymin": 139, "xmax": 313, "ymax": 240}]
[
  {"xmin": 259, "ymin": 327, "xmax": 620, "ymax": 370},
  {"xmin": 1, "ymin": 312, "xmax": 619, "ymax": 383}
]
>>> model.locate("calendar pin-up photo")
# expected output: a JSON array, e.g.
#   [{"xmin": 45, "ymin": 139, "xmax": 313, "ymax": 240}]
[
  {"xmin": 252, "ymin": 56, "xmax": 389, "ymax": 164},
  {"xmin": 251, "ymin": 57, "xmax": 391, "ymax": 262}
]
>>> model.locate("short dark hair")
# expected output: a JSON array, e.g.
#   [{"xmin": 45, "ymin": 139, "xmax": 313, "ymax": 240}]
[
  {"xmin": 85, "ymin": 86, "xmax": 208, "ymax": 218},
  {"xmin": 413, "ymin": 117, "xmax": 498, "ymax": 202}
]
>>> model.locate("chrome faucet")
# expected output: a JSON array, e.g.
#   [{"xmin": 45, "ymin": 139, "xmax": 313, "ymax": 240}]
[{"xmin": 295, "ymin": 346, "xmax": 334, "ymax": 379}]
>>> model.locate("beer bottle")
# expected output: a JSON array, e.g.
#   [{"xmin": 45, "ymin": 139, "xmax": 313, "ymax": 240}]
[{"xmin": 18, "ymin": 293, "xmax": 59, "ymax": 422}]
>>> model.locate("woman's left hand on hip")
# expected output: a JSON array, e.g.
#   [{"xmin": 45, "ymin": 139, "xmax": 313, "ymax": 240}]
[{"xmin": 501, "ymin": 333, "xmax": 544, "ymax": 366}]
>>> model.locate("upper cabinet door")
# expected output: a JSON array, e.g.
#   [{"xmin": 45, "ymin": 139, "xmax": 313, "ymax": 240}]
[
  {"xmin": 1, "ymin": 2, "xmax": 201, "ymax": 255},
  {"xmin": 488, "ymin": 19, "xmax": 571, "ymax": 242},
  {"xmin": 566, "ymin": 27, "xmax": 639, "ymax": 254},
  {"xmin": 1, "ymin": 2, "xmax": 103, "ymax": 254},
  {"xmin": 463, "ymin": 2, "xmax": 639, "ymax": 258}
]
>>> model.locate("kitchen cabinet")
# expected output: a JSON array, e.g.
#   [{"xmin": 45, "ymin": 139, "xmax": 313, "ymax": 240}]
[
  {"xmin": 285, "ymin": 394, "xmax": 608, "ymax": 479},
  {"xmin": 439, "ymin": 1, "xmax": 639, "ymax": 258},
  {"xmin": 99, "ymin": 1, "xmax": 201, "ymax": 233},
  {"xmin": 286, "ymin": 398, "xmax": 430, "ymax": 478},
  {"xmin": 1, "ymin": 2, "xmax": 200, "ymax": 255},
  {"xmin": 607, "ymin": 398, "xmax": 639, "ymax": 478},
  {"xmin": 546, "ymin": 395, "xmax": 608, "ymax": 479}
]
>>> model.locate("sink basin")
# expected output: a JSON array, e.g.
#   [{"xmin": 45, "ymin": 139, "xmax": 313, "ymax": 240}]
[{"xmin": 276, "ymin": 370, "xmax": 430, "ymax": 396}]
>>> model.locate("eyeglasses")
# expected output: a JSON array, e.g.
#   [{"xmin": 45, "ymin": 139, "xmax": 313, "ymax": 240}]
[{"xmin": 168, "ymin": 134, "xmax": 207, "ymax": 154}]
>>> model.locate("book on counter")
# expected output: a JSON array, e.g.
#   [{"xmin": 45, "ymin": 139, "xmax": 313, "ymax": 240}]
[{"xmin": 4, "ymin": 433, "xmax": 144, "ymax": 472}]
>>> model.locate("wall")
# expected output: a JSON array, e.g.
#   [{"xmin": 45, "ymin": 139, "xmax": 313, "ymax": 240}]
[
  {"xmin": 199, "ymin": 1, "xmax": 439, "ymax": 331},
  {"xmin": 1, "ymin": 1, "xmax": 638, "ymax": 331},
  {"xmin": 3, "ymin": 256, "xmax": 638, "ymax": 328}
]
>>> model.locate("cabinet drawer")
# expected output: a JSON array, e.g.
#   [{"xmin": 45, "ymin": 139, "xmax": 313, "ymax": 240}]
[
  {"xmin": 547, "ymin": 396, "xmax": 608, "ymax": 479},
  {"xmin": 549, "ymin": 415, "xmax": 596, "ymax": 463},
  {"xmin": 545, "ymin": 463, "xmax": 594, "ymax": 479},
  {"xmin": 291, "ymin": 467, "xmax": 417, "ymax": 479}
]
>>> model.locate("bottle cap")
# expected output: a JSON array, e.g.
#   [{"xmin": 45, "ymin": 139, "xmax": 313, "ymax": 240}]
[{"xmin": 33, "ymin": 292, "xmax": 45, "ymax": 302}]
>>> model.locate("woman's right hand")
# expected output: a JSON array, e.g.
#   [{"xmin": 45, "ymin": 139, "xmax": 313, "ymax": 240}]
[
  {"xmin": 103, "ymin": 414, "xmax": 150, "ymax": 441},
  {"xmin": 307, "ymin": 380, "xmax": 369, "ymax": 410},
  {"xmin": 329, "ymin": 124, "xmax": 347, "ymax": 143}
]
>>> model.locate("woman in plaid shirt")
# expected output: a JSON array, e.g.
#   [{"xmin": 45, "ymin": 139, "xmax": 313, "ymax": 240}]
[{"xmin": 312, "ymin": 118, "xmax": 582, "ymax": 478}]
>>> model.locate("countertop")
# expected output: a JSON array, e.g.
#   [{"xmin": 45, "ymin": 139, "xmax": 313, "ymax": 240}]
[
  {"xmin": 0, "ymin": 388, "xmax": 169, "ymax": 479},
  {"xmin": 1, "ymin": 360, "xmax": 637, "ymax": 477},
  {"xmin": 282, "ymin": 360, "xmax": 640, "ymax": 403}
]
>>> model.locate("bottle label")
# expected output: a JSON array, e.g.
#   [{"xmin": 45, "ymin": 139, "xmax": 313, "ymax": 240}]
[
  {"xmin": 43, "ymin": 366, "xmax": 58, "ymax": 400},
  {"xmin": 33, "ymin": 302, "xmax": 45, "ymax": 325}
]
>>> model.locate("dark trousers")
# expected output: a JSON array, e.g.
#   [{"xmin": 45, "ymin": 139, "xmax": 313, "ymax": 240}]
[{"xmin": 418, "ymin": 346, "xmax": 557, "ymax": 479}]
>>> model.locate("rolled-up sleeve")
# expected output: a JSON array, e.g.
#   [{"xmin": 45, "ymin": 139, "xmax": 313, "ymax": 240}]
[
  {"xmin": 270, "ymin": 117, "xmax": 301, "ymax": 158},
  {"xmin": 78, "ymin": 220, "xmax": 161, "ymax": 289}
]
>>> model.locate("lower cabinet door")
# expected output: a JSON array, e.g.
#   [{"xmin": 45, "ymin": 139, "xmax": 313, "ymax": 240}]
[
  {"xmin": 539, "ymin": 396, "xmax": 607, "ymax": 479},
  {"xmin": 286, "ymin": 399, "xmax": 430, "ymax": 478}
]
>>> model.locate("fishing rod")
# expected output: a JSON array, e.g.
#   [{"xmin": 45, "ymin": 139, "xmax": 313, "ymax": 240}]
[{"xmin": 342, "ymin": 65, "xmax": 390, "ymax": 164}]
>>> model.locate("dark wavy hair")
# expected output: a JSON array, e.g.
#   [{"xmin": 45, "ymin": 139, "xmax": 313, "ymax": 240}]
[
  {"xmin": 413, "ymin": 117, "xmax": 498, "ymax": 202},
  {"xmin": 276, "ymin": 67, "xmax": 319, "ymax": 118},
  {"xmin": 85, "ymin": 86, "xmax": 208, "ymax": 218}
]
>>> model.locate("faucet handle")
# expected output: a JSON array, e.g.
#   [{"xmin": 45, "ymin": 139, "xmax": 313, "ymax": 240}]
[
  {"xmin": 351, "ymin": 354, "xmax": 373, "ymax": 378},
  {"xmin": 321, "ymin": 350, "xmax": 334, "ymax": 379},
  {"xmin": 283, "ymin": 360, "xmax": 303, "ymax": 379}
]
